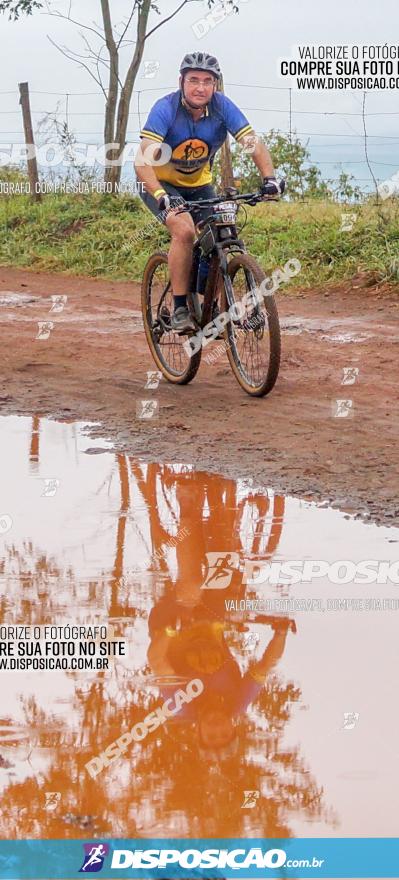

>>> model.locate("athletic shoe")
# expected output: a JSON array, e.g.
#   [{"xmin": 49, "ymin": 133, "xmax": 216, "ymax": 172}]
[{"xmin": 170, "ymin": 306, "xmax": 196, "ymax": 334}]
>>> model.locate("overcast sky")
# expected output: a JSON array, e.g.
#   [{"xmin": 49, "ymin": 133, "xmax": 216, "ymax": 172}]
[{"xmin": 1, "ymin": 0, "xmax": 398, "ymax": 187}]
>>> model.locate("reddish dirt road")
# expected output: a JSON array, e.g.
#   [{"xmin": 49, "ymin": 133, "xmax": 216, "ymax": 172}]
[{"xmin": 1, "ymin": 266, "xmax": 398, "ymax": 526}]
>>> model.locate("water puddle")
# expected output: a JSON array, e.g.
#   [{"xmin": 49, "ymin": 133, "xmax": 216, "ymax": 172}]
[
  {"xmin": 280, "ymin": 316, "xmax": 393, "ymax": 343},
  {"xmin": 0, "ymin": 291, "xmax": 143, "ymax": 335},
  {"xmin": 0, "ymin": 415, "xmax": 398, "ymax": 841},
  {"xmin": 320, "ymin": 332, "xmax": 370, "ymax": 343},
  {"xmin": 0, "ymin": 293, "xmax": 38, "ymax": 307}
]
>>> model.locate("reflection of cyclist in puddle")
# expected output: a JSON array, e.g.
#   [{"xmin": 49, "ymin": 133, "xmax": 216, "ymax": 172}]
[
  {"xmin": 142, "ymin": 465, "xmax": 293, "ymax": 753},
  {"xmin": 159, "ymin": 467, "xmax": 283, "ymax": 610},
  {"xmin": 148, "ymin": 610, "xmax": 295, "ymax": 755}
]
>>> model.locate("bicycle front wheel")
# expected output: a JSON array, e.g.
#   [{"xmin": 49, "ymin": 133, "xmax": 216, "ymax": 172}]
[
  {"xmin": 221, "ymin": 253, "xmax": 281, "ymax": 397},
  {"xmin": 141, "ymin": 251, "xmax": 201, "ymax": 385}
]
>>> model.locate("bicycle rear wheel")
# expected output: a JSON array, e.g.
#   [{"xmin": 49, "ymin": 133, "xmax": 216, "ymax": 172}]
[
  {"xmin": 221, "ymin": 253, "xmax": 281, "ymax": 397},
  {"xmin": 141, "ymin": 252, "xmax": 201, "ymax": 385}
]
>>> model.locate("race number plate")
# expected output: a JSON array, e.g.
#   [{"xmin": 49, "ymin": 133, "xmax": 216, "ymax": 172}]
[
  {"xmin": 214, "ymin": 201, "xmax": 237, "ymax": 224},
  {"xmin": 218, "ymin": 211, "xmax": 236, "ymax": 224}
]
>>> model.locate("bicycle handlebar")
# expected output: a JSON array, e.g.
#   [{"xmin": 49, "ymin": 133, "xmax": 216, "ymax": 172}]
[{"xmin": 175, "ymin": 178, "xmax": 286, "ymax": 212}]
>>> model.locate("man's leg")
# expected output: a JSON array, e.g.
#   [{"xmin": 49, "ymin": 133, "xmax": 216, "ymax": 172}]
[
  {"xmin": 165, "ymin": 184, "xmax": 217, "ymax": 332},
  {"xmin": 139, "ymin": 184, "xmax": 196, "ymax": 332},
  {"xmin": 165, "ymin": 211, "xmax": 196, "ymax": 331}
]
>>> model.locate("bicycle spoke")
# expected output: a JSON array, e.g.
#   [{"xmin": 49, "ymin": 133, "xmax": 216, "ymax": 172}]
[
  {"xmin": 230, "ymin": 268, "xmax": 271, "ymax": 386},
  {"xmin": 147, "ymin": 259, "xmax": 193, "ymax": 377},
  {"xmin": 221, "ymin": 253, "xmax": 280, "ymax": 397}
]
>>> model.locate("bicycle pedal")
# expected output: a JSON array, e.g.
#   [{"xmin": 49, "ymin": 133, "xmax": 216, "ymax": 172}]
[{"xmin": 175, "ymin": 327, "xmax": 192, "ymax": 336}]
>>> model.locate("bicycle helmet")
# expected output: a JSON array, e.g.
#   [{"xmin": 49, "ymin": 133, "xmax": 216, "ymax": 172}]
[{"xmin": 180, "ymin": 52, "xmax": 222, "ymax": 79}]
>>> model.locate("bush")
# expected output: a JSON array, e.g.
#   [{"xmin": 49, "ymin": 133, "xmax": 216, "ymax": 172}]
[{"xmin": 0, "ymin": 169, "xmax": 398, "ymax": 288}]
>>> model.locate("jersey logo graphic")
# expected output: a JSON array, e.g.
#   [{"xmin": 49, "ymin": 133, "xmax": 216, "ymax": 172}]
[{"xmin": 172, "ymin": 139, "xmax": 209, "ymax": 172}]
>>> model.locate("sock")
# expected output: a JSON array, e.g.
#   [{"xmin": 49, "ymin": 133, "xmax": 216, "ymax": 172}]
[{"xmin": 174, "ymin": 295, "xmax": 187, "ymax": 309}]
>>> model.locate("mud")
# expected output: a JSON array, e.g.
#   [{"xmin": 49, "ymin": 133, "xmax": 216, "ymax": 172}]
[{"xmin": 0, "ymin": 266, "xmax": 398, "ymax": 527}]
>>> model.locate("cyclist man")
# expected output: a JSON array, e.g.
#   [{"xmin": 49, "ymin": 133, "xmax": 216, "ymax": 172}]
[{"xmin": 135, "ymin": 52, "xmax": 280, "ymax": 333}]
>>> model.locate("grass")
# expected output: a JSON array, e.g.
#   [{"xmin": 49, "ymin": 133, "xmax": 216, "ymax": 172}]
[{"xmin": 1, "ymin": 168, "xmax": 399, "ymax": 290}]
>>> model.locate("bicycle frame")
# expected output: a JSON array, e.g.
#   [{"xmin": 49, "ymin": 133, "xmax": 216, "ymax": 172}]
[
  {"xmin": 186, "ymin": 233, "xmax": 247, "ymax": 330},
  {"xmin": 189, "ymin": 237, "xmax": 266, "ymax": 334},
  {"xmin": 176, "ymin": 188, "xmax": 281, "ymax": 330},
  {"xmin": 154, "ymin": 185, "xmax": 282, "ymax": 335}
]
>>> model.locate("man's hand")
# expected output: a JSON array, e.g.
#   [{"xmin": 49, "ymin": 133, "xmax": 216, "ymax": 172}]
[
  {"xmin": 260, "ymin": 177, "xmax": 284, "ymax": 199},
  {"xmin": 155, "ymin": 190, "xmax": 186, "ymax": 216},
  {"xmin": 270, "ymin": 616, "xmax": 297, "ymax": 633},
  {"xmin": 156, "ymin": 191, "xmax": 171, "ymax": 213}
]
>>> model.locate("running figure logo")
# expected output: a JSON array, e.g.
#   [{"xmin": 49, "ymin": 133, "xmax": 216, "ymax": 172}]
[
  {"xmin": 79, "ymin": 843, "xmax": 109, "ymax": 873},
  {"xmin": 201, "ymin": 551, "xmax": 240, "ymax": 590},
  {"xmin": 241, "ymin": 790, "xmax": 260, "ymax": 809},
  {"xmin": 44, "ymin": 791, "xmax": 61, "ymax": 811}
]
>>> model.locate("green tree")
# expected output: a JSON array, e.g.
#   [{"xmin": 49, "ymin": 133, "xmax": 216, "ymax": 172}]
[
  {"xmin": 329, "ymin": 170, "xmax": 363, "ymax": 202},
  {"xmin": 214, "ymin": 130, "xmax": 331, "ymax": 199},
  {"xmin": 214, "ymin": 131, "xmax": 366, "ymax": 201},
  {"xmin": 0, "ymin": 0, "xmax": 41, "ymax": 16}
]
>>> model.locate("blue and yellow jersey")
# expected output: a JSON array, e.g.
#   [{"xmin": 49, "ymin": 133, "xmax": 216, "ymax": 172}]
[{"xmin": 140, "ymin": 90, "xmax": 253, "ymax": 187}]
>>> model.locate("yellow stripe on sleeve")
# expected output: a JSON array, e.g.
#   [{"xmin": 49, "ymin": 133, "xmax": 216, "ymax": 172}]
[
  {"xmin": 140, "ymin": 130, "xmax": 164, "ymax": 143},
  {"xmin": 235, "ymin": 125, "xmax": 254, "ymax": 142}
]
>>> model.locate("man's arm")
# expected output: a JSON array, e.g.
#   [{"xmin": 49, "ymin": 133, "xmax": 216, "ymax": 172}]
[
  {"xmin": 219, "ymin": 95, "xmax": 275, "ymax": 180},
  {"xmin": 147, "ymin": 629, "xmax": 176, "ymax": 674},
  {"xmin": 240, "ymin": 132, "xmax": 275, "ymax": 179},
  {"xmin": 135, "ymin": 94, "xmax": 172, "ymax": 198},
  {"xmin": 249, "ymin": 627, "xmax": 289, "ymax": 683},
  {"xmin": 134, "ymin": 138, "xmax": 167, "ymax": 200},
  {"xmin": 232, "ymin": 627, "xmax": 289, "ymax": 714}
]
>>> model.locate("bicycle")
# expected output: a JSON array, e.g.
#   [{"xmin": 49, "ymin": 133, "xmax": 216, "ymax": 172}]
[{"xmin": 141, "ymin": 180, "xmax": 285, "ymax": 398}]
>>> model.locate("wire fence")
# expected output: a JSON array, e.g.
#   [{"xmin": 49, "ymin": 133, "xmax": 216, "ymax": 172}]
[{"xmin": 1, "ymin": 82, "xmax": 398, "ymax": 192}]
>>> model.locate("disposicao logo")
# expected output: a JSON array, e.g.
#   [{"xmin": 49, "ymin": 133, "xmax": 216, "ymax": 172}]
[
  {"xmin": 79, "ymin": 843, "xmax": 110, "ymax": 873},
  {"xmin": 75, "ymin": 844, "xmax": 327, "ymax": 874}
]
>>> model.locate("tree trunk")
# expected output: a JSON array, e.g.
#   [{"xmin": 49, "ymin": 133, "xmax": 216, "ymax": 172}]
[
  {"xmin": 19, "ymin": 81, "xmax": 42, "ymax": 202},
  {"xmin": 217, "ymin": 74, "xmax": 235, "ymax": 191},
  {"xmin": 104, "ymin": 0, "xmax": 152, "ymax": 191},
  {"xmin": 101, "ymin": 0, "xmax": 119, "ymax": 187}
]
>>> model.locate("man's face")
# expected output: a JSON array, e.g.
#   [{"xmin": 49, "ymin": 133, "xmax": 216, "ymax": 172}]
[
  {"xmin": 199, "ymin": 709, "xmax": 234, "ymax": 748},
  {"xmin": 181, "ymin": 70, "xmax": 217, "ymax": 107}
]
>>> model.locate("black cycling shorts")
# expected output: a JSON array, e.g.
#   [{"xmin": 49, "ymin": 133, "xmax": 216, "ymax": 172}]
[{"xmin": 139, "ymin": 181, "xmax": 216, "ymax": 225}]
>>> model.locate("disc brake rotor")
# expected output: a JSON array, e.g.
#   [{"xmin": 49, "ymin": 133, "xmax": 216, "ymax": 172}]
[{"xmin": 241, "ymin": 309, "xmax": 266, "ymax": 336}]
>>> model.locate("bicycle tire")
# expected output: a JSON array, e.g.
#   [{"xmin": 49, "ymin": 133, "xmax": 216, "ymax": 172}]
[
  {"xmin": 141, "ymin": 251, "xmax": 202, "ymax": 385},
  {"xmin": 221, "ymin": 253, "xmax": 281, "ymax": 397}
]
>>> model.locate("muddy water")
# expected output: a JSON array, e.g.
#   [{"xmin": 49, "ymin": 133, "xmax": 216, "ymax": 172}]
[
  {"xmin": 0, "ymin": 415, "xmax": 398, "ymax": 842},
  {"xmin": 280, "ymin": 315, "xmax": 399, "ymax": 343}
]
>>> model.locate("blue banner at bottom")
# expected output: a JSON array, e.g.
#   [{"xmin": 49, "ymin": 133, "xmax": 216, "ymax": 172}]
[{"xmin": 0, "ymin": 838, "xmax": 398, "ymax": 879}]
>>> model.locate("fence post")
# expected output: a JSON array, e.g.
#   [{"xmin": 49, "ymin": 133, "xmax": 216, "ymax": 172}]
[
  {"xmin": 18, "ymin": 81, "xmax": 41, "ymax": 202},
  {"xmin": 217, "ymin": 74, "xmax": 235, "ymax": 191}
]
